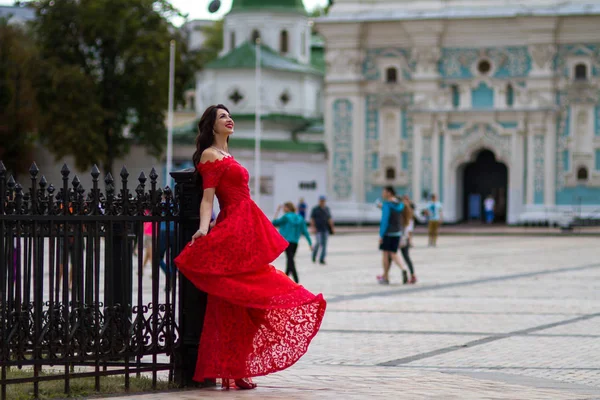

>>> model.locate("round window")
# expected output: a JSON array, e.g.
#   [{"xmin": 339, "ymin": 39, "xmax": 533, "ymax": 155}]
[{"xmin": 477, "ymin": 60, "xmax": 491, "ymax": 75}]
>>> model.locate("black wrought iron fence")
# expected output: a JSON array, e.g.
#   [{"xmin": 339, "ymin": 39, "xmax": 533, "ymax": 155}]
[{"xmin": 0, "ymin": 161, "xmax": 182, "ymax": 399}]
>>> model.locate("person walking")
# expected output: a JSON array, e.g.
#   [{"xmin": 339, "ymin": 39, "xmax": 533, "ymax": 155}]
[
  {"xmin": 272, "ymin": 202, "xmax": 313, "ymax": 283},
  {"xmin": 141, "ymin": 212, "xmax": 153, "ymax": 273},
  {"xmin": 400, "ymin": 196, "xmax": 417, "ymax": 284},
  {"xmin": 426, "ymin": 194, "xmax": 443, "ymax": 247},
  {"xmin": 297, "ymin": 197, "xmax": 307, "ymax": 220},
  {"xmin": 174, "ymin": 104, "xmax": 326, "ymax": 390},
  {"xmin": 310, "ymin": 196, "xmax": 334, "ymax": 265},
  {"xmin": 484, "ymin": 194, "xmax": 495, "ymax": 224},
  {"xmin": 376, "ymin": 186, "xmax": 409, "ymax": 285}
]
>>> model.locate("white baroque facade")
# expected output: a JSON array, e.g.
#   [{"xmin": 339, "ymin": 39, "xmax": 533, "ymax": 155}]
[
  {"xmin": 317, "ymin": 0, "xmax": 600, "ymax": 224},
  {"xmin": 173, "ymin": 0, "xmax": 328, "ymax": 214}
]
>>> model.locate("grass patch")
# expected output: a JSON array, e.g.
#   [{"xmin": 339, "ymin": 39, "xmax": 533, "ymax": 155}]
[{"xmin": 4, "ymin": 368, "xmax": 174, "ymax": 399}]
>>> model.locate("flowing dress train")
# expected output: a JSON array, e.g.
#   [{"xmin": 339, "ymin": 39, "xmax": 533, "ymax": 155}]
[{"xmin": 174, "ymin": 156, "xmax": 326, "ymax": 380}]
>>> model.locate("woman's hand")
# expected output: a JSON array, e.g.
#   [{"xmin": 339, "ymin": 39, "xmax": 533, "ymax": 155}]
[{"xmin": 190, "ymin": 228, "xmax": 208, "ymax": 245}]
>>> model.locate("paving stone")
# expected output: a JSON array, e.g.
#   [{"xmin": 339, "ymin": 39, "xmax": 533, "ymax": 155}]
[{"xmin": 96, "ymin": 234, "xmax": 600, "ymax": 399}]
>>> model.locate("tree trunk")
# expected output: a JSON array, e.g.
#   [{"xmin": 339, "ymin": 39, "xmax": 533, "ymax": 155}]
[{"xmin": 104, "ymin": 127, "xmax": 114, "ymax": 178}]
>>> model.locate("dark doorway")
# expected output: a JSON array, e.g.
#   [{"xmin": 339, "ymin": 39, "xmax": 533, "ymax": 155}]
[{"xmin": 462, "ymin": 149, "xmax": 508, "ymax": 223}]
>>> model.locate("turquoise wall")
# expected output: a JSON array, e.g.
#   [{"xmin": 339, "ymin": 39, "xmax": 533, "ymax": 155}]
[
  {"xmin": 523, "ymin": 135, "xmax": 527, "ymax": 203},
  {"xmin": 366, "ymin": 186, "xmax": 409, "ymax": 203},
  {"xmin": 596, "ymin": 105, "xmax": 600, "ymax": 136},
  {"xmin": 439, "ymin": 135, "xmax": 444, "ymax": 202},
  {"xmin": 439, "ymin": 47, "xmax": 530, "ymax": 78},
  {"xmin": 563, "ymin": 150, "xmax": 570, "ymax": 172},
  {"xmin": 359, "ymin": 44, "xmax": 600, "ymax": 208},
  {"xmin": 556, "ymin": 187, "xmax": 600, "ymax": 205},
  {"xmin": 402, "ymin": 152, "xmax": 409, "ymax": 170},
  {"xmin": 448, "ymin": 122, "xmax": 464, "ymax": 130},
  {"xmin": 332, "ymin": 99, "xmax": 353, "ymax": 199},
  {"xmin": 499, "ymin": 121, "xmax": 518, "ymax": 129},
  {"xmin": 471, "ymin": 82, "xmax": 494, "ymax": 109},
  {"xmin": 371, "ymin": 153, "xmax": 379, "ymax": 170},
  {"xmin": 401, "ymin": 112, "xmax": 408, "ymax": 139}
]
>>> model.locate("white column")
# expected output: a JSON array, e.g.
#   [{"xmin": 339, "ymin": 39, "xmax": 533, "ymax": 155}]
[
  {"xmin": 432, "ymin": 123, "xmax": 440, "ymax": 197},
  {"xmin": 544, "ymin": 117, "xmax": 556, "ymax": 206},
  {"xmin": 165, "ymin": 40, "xmax": 175, "ymax": 187},
  {"xmin": 324, "ymin": 95, "xmax": 335, "ymax": 199},
  {"xmin": 351, "ymin": 92, "xmax": 365, "ymax": 202},
  {"xmin": 413, "ymin": 125, "xmax": 422, "ymax": 203},
  {"xmin": 507, "ymin": 132, "xmax": 523, "ymax": 224},
  {"xmin": 443, "ymin": 131, "xmax": 453, "ymax": 221},
  {"xmin": 526, "ymin": 131, "xmax": 535, "ymax": 206},
  {"xmin": 254, "ymin": 40, "xmax": 262, "ymax": 208}
]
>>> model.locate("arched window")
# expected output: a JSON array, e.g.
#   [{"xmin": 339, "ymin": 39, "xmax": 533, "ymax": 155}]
[
  {"xmin": 451, "ymin": 85, "xmax": 460, "ymax": 108},
  {"xmin": 506, "ymin": 84, "xmax": 514, "ymax": 107},
  {"xmin": 385, "ymin": 67, "xmax": 398, "ymax": 83},
  {"xmin": 574, "ymin": 63, "xmax": 587, "ymax": 81},
  {"xmin": 251, "ymin": 29, "xmax": 260, "ymax": 44},
  {"xmin": 280, "ymin": 30, "xmax": 289, "ymax": 53},
  {"xmin": 230, "ymin": 31, "xmax": 236, "ymax": 49},
  {"xmin": 577, "ymin": 166, "xmax": 589, "ymax": 181},
  {"xmin": 385, "ymin": 167, "xmax": 396, "ymax": 181}
]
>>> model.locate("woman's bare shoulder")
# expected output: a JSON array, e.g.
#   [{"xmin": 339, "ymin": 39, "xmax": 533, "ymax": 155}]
[{"xmin": 199, "ymin": 148, "xmax": 220, "ymax": 164}]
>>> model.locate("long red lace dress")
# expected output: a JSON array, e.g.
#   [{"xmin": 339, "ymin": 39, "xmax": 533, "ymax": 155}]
[{"xmin": 174, "ymin": 156, "xmax": 326, "ymax": 381}]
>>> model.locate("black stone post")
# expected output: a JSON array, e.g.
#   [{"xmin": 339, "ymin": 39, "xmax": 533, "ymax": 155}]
[
  {"xmin": 171, "ymin": 168, "xmax": 209, "ymax": 387},
  {"xmin": 104, "ymin": 221, "xmax": 133, "ymax": 327},
  {"xmin": 103, "ymin": 170, "xmax": 133, "ymax": 323}
]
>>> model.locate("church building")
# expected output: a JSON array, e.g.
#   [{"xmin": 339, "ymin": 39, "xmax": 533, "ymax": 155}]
[
  {"xmin": 173, "ymin": 0, "xmax": 326, "ymax": 214},
  {"xmin": 317, "ymin": 0, "xmax": 600, "ymax": 224}
]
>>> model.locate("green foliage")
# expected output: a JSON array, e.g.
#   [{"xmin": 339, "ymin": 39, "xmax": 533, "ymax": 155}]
[
  {"xmin": 29, "ymin": 0, "xmax": 185, "ymax": 175},
  {"xmin": 5, "ymin": 368, "xmax": 172, "ymax": 400},
  {"xmin": 0, "ymin": 17, "xmax": 40, "ymax": 178},
  {"xmin": 174, "ymin": 19, "xmax": 223, "ymax": 97},
  {"xmin": 198, "ymin": 19, "xmax": 224, "ymax": 66},
  {"xmin": 309, "ymin": 3, "xmax": 331, "ymax": 18}
]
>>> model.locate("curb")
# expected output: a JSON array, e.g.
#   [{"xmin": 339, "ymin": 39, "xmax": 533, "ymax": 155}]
[{"xmin": 333, "ymin": 229, "xmax": 600, "ymax": 237}]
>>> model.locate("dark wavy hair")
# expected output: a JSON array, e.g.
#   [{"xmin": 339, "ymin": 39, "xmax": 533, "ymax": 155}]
[{"xmin": 192, "ymin": 104, "xmax": 230, "ymax": 168}]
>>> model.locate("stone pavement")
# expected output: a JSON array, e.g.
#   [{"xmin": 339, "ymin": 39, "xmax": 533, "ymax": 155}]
[
  {"xmin": 333, "ymin": 223, "xmax": 600, "ymax": 236},
  {"xmin": 103, "ymin": 234, "xmax": 600, "ymax": 399}
]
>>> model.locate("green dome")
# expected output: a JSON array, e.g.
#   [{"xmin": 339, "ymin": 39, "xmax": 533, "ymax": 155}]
[{"xmin": 230, "ymin": 0, "xmax": 307, "ymax": 14}]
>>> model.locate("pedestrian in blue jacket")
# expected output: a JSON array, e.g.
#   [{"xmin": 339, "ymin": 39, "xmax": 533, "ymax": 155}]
[
  {"xmin": 273, "ymin": 202, "xmax": 313, "ymax": 283},
  {"xmin": 376, "ymin": 186, "xmax": 409, "ymax": 285}
]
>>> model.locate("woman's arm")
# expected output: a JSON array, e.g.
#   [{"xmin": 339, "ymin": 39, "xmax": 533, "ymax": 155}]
[
  {"xmin": 301, "ymin": 221, "xmax": 313, "ymax": 247},
  {"xmin": 326, "ymin": 207, "xmax": 335, "ymax": 234},
  {"xmin": 379, "ymin": 202, "xmax": 390, "ymax": 238},
  {"xmin": 199, "ymin": 189, "xmax": 215, "ymax": 232},
  {"xmin": 190, "ymin": 149, "xmax": 220, "ymax": 244},
  {"xmin": 272, "ymin": 204, "xmax": 283, "ymax": 225},
  {"xmin": 190, "ymin": 189, "xmax": 214, "ymax": 244}
]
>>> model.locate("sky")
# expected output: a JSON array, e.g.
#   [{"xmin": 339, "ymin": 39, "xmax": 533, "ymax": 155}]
[
  {"xmin": 171, "ymin": 0, "xmax": 329, "ymax": 20},
  {"xmin": 1, "ymin": 0, "xmax": 330, "ymax": 22}
]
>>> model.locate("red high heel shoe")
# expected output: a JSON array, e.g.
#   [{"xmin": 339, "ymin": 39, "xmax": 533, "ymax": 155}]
[
  {"xmin": 221, "ymin": 378, "xmax": 257, "ymax": 390},
  {"xmin": 235, "ymin": 378, "xmax": 257, "ymax": 390}
]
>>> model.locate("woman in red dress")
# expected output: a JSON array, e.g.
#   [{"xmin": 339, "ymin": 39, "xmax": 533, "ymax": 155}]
[{"xmin": 174, "ymin": 104, "xmax": 326, "ymax": 390}]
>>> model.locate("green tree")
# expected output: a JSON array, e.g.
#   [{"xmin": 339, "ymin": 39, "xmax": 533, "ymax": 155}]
[
  {"xmin": 0, "ymin": 17, "xmax": 39, "ymax": 179},
  {"xmin": 29, "ymin": 0, "xmax": 185, "ymax": 175},
  {"xmin": 197, "ymin": 19, "xmax": 223, "ymax": 66},
  {"xmin": 174, "ymin": 19, "xmax": 223, "ymax": 100},
  {"xmin": 309, "ymin": 2, "xmax": 331, "ymax": 18}
]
